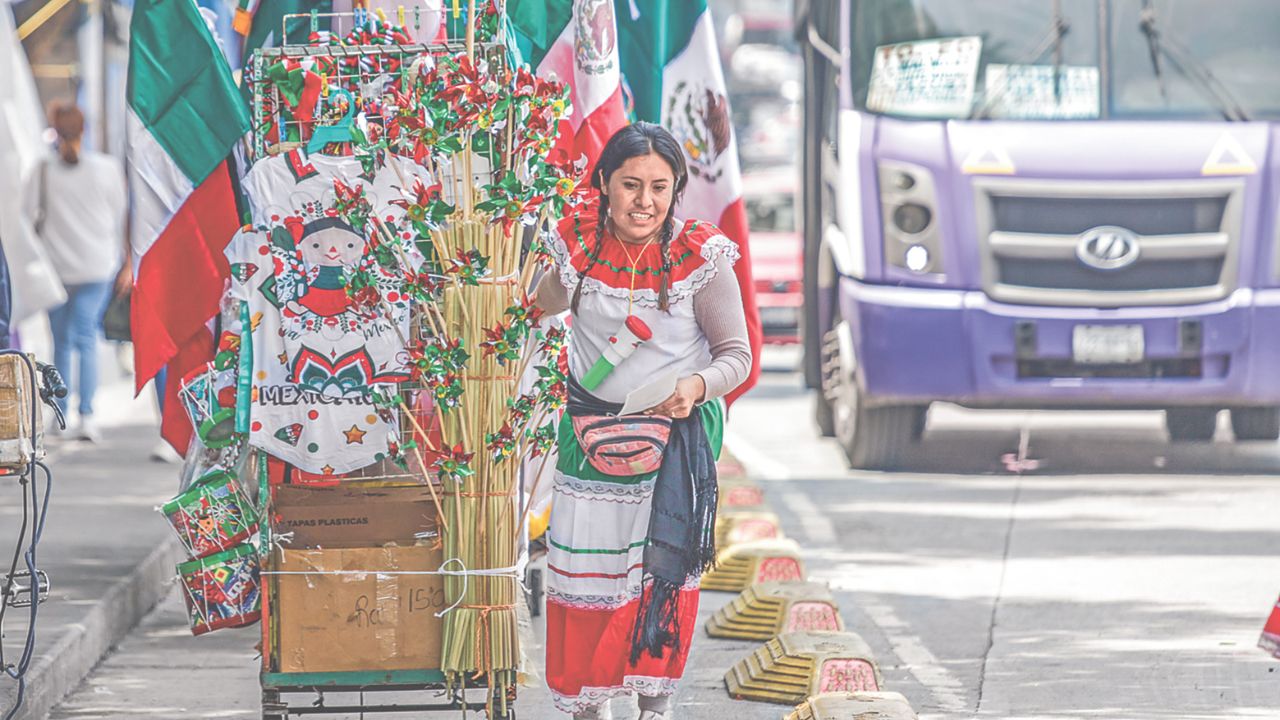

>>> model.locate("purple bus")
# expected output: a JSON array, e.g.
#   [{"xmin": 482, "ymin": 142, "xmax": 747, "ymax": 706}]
[{"xmin": 794, "ymin": 0, "xmax": 1280, "ymax": 468}]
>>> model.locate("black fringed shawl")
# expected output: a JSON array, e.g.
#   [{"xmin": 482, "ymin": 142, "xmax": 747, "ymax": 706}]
[{"xmin": 565, "ymin": 376, "xmax": 719, "ymax": 664}]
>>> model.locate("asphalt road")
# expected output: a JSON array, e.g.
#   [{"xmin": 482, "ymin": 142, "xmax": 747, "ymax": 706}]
[
  {"xmin": 730, "ymin": 347, "xmax": 1280, "ymax": 719},
  {"xmin": 47, "ymin": 347, "xmax": 1280, "ymax": 719}
]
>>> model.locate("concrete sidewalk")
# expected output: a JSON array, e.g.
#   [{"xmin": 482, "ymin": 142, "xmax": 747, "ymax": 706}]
[
  {"xmin": 29, "ymin": 348, "xmax": 890, "ymax": 719},
  {"xmin": 41, "ymin": 456, "xmax": 807, "ymax": 719},
  {"xmin": 0, "ymin": 355, "xmax": 182, "ymax": 720}
]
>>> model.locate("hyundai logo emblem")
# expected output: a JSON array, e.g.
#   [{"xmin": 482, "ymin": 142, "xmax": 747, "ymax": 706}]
[{"xmin": 1076, "ymin": 226, "xmax": 1141, "ymax": 270}]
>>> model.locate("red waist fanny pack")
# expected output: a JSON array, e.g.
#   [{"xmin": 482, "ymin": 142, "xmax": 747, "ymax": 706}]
[{"xmin": 570, "ymin": 414, "xmax": 673, "ymax": 476}]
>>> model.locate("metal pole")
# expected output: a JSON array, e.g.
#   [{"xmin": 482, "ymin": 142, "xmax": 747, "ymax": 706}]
[{"xmin": 75, "ymin": 0, "xmax": 105, "ymax": 152}]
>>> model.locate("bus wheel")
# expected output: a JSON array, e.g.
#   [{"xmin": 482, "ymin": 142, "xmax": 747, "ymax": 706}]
[
  {"xmin": 814, "ymin": 327, "xmax": 840, "ymax": 437},
  {"xmin": 1165, "ymin": 408, "xmax": 1219, "ymax": 442},
  {"xmin": 1230, "ymin": 407, "xmax": 1280, "ymax": 441},
  {"xmin": 829, "ymin": 339, "xmax": 914, "ymax": 469}
]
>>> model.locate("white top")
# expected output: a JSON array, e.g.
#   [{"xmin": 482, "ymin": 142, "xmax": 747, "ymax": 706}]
[
  {"xmin": 567, "ymin": 262, "xmax": 716, "ymax": 404},
  {"xmin": 22, "ymin": 151, "xmax": 126, "ymax": 285},
  {"xmin": 538, "ymin": 216, "xmax": 752, "ymax": 405}
]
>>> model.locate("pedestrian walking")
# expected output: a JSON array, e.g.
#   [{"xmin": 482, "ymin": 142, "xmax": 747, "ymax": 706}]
[
  {"xmin": 23, "ymin": 102, "xmax": 127, "ymax": 441},
  {"xmin": 535, "ymin": 122, "xmax": 752, "ymax": 719}
]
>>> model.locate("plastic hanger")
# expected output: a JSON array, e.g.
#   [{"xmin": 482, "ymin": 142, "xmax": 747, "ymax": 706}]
[{"xmin": 306, "ymin": 87, "xmax": 356, "ymax": 154}]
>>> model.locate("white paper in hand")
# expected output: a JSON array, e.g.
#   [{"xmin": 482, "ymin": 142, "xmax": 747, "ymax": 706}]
[{"xmin": 618, "ymin": 370, "xmax": 679, "ymax": 416}]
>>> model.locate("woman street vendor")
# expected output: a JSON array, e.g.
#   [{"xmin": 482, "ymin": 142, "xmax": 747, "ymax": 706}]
[{"xmin": 535, "ymin": 122, "xmax": 752, "ymax": 720}]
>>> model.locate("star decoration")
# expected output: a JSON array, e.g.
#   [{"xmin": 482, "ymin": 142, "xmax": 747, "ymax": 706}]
[{"xmin": 344, "ymin": 425, "xmax": 368, "ymax": 444}]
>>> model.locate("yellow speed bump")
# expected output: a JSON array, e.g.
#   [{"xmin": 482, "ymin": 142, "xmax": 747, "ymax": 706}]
[
  {"xmin": 724, "ymin": 631, "xmax": 882, "ymax": 706},
  {"xmin": 707, "ymin": 581, "xmax": 843, "ymax": 641},
  {"xmin": 716, "ymin": 510, "xmax": 784, "ymax": 547},
  {"xmin": 718, "ymin": 477, "xmax": 767, "ymax": 510},
  {"xmin": 701, "ymin": 539, "xmax": 805, "ymax": 593},
  {"xmin": 785, "ymin": 691, "xmax": 917, "ymax": 720}
]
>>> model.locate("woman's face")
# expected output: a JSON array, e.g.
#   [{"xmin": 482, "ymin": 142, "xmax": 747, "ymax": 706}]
[{"xmin": 602, "ymin": 152, "xmax": 676, "ymax": 244}]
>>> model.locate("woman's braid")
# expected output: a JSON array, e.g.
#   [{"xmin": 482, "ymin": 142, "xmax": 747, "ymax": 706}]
[
  {"xmin": 571, "ymin": 195, "xmax": 611, "ymax": 313},
  {"xmin": 657, "ymin": 213, "xmax": 676, "ymax": 312}
]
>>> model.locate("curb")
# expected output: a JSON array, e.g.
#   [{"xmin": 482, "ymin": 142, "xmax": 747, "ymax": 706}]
[
  {"xmin": 2, "ymin": 536, "xmax": 184, "ymax": 720},
  {"xmin": 722, "ymin": 431, "xmax": 789, "ymax": 482}
]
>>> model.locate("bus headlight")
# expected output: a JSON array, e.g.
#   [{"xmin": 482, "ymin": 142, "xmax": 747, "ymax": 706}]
[
  {"xmin": 879, "ymin": 161, "xmax": 942, "ymax": 275},
  {"xmin": 892, "ymin": 204, "xmax": 933, "ymax": 235},
  {"xmin": 904, "ymin": 244, "xmax": 931, "ymax": 272}
]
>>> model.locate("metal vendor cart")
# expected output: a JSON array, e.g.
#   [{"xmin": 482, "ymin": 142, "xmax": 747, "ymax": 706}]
[{"xmin": 247, "ymin": 16, "xmax": 521, "ymax": 717}]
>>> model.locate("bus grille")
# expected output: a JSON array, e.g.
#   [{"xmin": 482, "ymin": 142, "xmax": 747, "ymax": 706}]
[{"xmin": 974, "ymin": 178, "xmax": 1243, "ymax": 307}]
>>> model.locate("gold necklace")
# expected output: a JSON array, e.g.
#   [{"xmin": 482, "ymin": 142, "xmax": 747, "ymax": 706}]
[{"xmin": 619, "ymin": 235, "xmax": 656, "ymax": 316}]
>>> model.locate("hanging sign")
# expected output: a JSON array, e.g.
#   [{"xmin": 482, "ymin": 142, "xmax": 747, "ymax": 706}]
[
  {"xmin": 983, "ymin": 64, "xmax": 1101, "ymax": 120},
  {"xmin": 867, "ymin": 36, "xmax": 983, "ymax": 118}
]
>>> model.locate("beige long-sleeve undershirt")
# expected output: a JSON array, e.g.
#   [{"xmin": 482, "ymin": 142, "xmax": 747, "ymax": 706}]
[{"xmin": 535, "ymin": 255, "xmax": 752, "ymax": 401}]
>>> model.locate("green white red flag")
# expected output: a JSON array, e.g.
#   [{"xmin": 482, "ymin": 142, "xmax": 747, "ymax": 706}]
[
  {"xmin": 509, "ymin": 0, "xmax": 628, "ymax": 163},
  {"xmin": 127, "ymin": 0, "xmax": 251, "ymax": 450}
]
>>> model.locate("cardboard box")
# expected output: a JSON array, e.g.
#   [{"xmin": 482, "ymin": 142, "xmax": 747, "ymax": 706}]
[
  {"xmin": 273, "ymin": 544, "xmax": 446, "ymax": 673},
  {"xmin": 272, "ymin": 485, "xmax": 439, "ymax": 548}
]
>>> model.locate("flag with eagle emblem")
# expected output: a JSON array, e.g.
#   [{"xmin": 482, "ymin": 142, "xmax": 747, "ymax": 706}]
[{"xmin": 509, "ymin": 0, "xmax": 629, "ymax": 164}]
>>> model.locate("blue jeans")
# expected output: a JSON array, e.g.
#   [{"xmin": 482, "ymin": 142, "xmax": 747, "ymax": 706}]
[{"xmin": 48, "ymin": 282, "xmax": 112, "ymax": 417}]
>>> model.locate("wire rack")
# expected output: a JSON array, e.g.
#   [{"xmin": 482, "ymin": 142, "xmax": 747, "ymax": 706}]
[
  {"xmin": 247, "ymin": 35, "xmax": 507, "ymax": 163},
  {"xmin": 246, "ymin": 36, "xmax": 505, "ymax": 228}
]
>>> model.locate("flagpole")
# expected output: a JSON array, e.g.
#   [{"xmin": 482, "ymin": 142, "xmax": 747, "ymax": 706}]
[
  {"xmin": 461, "ymin": 0, "xmax": 477, "ymax": 219},
  {"xmin": 465, "ymin": 0, "xmax": 476, "ymax": 58}
]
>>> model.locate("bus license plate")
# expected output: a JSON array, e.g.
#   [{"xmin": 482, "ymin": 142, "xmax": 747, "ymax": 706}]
[{"xmin": 1072, "ymin": 325, "xmax": 1144, "ymax": 364}]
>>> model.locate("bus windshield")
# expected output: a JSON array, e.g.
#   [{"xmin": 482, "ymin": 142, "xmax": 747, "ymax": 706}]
[
  {"xmin": 849, "ymin": 0, "xmax": 1280, "ymax": 121},
  {"xmin": 1109, "ymin": 0, "xmax": 1280, "ymax": 120}
]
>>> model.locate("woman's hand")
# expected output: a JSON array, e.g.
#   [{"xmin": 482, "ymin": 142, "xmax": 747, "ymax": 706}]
[
  {"xmin": 647, "ymin": 375, "xmax": 706, "ymax": 419},
  {"xmin": 113, "ymin": 265, "xmax": 133, "ymax": 298}
]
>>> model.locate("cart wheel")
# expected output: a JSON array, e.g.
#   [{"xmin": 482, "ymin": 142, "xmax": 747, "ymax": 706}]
[{"xmin": 262, "ymin": 688, "xmax": 286, "ymax": 720}]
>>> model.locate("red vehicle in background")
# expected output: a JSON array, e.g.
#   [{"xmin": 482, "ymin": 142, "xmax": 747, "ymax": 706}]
[{"xmin": 744, "ymin": 167, "xmax": 802, "ymax": 344}]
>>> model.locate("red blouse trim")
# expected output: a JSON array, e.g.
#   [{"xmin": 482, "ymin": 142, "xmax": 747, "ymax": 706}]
[{"xmin": 554, "ymin": 192, "xmax": 729, "ymax": 293}]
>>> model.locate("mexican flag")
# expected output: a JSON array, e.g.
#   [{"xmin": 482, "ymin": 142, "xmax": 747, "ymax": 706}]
[
  {"xmin": 509, "ymin": 0, "xmax": 628, "ymax": 164},
  {"xmin": 615, "ymin": 0, "xmax": 761, "ymax": 405},
  {"xmin": 128, "ymin": 0, "xmax": 251, "ymax": 450}
]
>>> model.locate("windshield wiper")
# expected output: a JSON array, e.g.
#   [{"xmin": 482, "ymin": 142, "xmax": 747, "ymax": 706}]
[
  {"xmin": 970, "ymin": 0, "xmax": 1070, "ymax": 119},
  {"xmin": 1138, "ymin": 1, "xmax": 1168, "ymax": 100},
  {"xmin": 1050, "ymin": 0, "xmax": 1067, "ymax": 102},
  {"xmin": 1137, "ymin": 0, "xmax": 1250, "ymax": 121}
]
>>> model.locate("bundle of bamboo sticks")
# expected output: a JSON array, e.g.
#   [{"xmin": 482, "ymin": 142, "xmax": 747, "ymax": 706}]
[{"xmin": 389, "ymin": 2, "xmax": 576, "ymax": 708}]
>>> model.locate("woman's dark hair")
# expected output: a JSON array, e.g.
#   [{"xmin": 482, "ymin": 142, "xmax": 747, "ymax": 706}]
[{"xmin": 571, "ymin": 121, "xmax": 689, "ymax": 313}]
